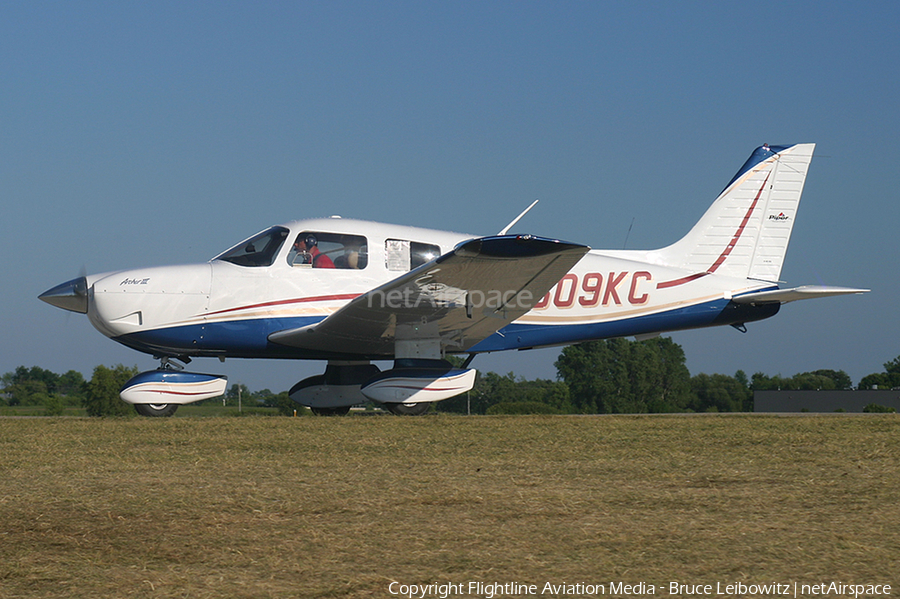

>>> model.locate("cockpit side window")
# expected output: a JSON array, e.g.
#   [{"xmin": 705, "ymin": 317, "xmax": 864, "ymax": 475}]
[
  {"xmin": 410, "ymin": 241, "xmax": 441, "ymax": 269},
  {"xmin": 288, "ymin": 232, "xmax": 368, "ymax": 269},
  {"xmin": 216, "ymin": 226, "xmax": 289, "ymax": 267},
  {"xmin": 385, "ymin": 239, "xmax": 441, "ymax": 271}
]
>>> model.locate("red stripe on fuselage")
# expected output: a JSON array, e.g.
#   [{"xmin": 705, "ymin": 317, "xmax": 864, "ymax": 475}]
[{"xmin": 148, "ymin": 390, "xmax": 218, "ymax": 396}]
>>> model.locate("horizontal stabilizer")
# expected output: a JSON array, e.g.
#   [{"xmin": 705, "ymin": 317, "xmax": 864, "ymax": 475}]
[{"xmin": 732, "ymin": 285, "xmax": 869, "ymax": 305}]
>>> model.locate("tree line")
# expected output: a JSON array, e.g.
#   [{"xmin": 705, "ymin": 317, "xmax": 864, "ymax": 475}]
[
  {"xmin": 438, "ymin": 337, "xmax": 886, "ymax": 415},
  {"xmin": 3, "ymin": 338, "xmax": 899, "ymax": 416}
]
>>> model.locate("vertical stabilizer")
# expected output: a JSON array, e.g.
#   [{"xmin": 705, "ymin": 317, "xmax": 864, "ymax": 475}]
[{"xmin": 652, "ymin": 143, "xmax": 815, "ymax": 282}]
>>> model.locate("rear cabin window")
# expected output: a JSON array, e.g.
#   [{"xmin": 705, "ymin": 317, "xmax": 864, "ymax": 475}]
[
  {"xmin": 385, "ymin": 239, "xmax": 441, "ymax": 272},
  {"xmin": 288, "ymin": 232, "xmax": 368, "ymax": 269},
  {"xmin": 217, "ymin": 226, "xmax": 289, "ymax": 267}
]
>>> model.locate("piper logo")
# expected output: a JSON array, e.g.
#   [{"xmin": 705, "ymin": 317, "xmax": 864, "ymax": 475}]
[{"xmin": 768, "ymin": 212, "xmax": 790, "ymax": 222}]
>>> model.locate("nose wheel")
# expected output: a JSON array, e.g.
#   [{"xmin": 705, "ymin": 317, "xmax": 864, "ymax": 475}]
[
  {"xmin": 310, "ymin": 406, "xmax": 352, "ymax": 416},
  {"xmin": 130, "ymin": 356, "xmax": 195, "ymax": 417},
  {"xmin": 384, "ymin": 403, "xmax": 430, "ymax": 416},
  {"xmin": 134, "ymin": 403, "xmax": 179, "ymax": 417}
]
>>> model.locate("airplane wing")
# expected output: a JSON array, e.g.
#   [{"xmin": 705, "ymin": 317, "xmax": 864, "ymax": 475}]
[
  {"xmin": 268, "ymin": 235, "xmax": 590, "ymax": 356},
  {"xmin": 732, "ymin": 285, "xmax": 869, "ymax": 305}
]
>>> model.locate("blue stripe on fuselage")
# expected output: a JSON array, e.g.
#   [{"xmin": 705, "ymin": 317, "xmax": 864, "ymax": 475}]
[
  {"xmin": 469, "ymin": 297, "xmax": 739, "ymax": 352},
  {"xmin": 115, "ymin": 316, "xmax": 326, "ymax": 359}
]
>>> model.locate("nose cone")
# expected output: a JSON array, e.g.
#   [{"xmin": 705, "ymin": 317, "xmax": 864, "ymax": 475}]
[{"xmin": 39, "ymin": 276, "xmax": 89, "ymax": 314}]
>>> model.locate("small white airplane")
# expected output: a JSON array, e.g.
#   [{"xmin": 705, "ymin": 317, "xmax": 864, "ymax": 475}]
[{"xmin": 40, "ymin": 143, "xmax": 867, "ymax": 416}]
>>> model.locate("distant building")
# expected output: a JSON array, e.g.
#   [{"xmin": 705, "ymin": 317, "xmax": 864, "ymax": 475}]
[{"xmin": 754, "ymin": 390, "xmax": 900, "ymax": 413}]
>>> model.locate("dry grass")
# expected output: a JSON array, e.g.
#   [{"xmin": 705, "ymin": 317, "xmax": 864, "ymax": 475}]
[{"xmin": 1, "ymin": 414, "xmax": 898, "ymax": 598}]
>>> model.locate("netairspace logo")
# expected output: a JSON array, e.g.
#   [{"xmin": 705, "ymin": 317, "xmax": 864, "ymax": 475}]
[
  {"xmin": 387, "ymin": 580, "xmax": 893, "ymax": 599},
  {"xmin": 368, "ymin": 288, "xmax": 533, "ymax": 311}
]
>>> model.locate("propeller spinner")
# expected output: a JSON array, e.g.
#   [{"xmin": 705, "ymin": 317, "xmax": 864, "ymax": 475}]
[{"xmin": 39, "ymin": 276, "xmax": 89, "ymax": 314}]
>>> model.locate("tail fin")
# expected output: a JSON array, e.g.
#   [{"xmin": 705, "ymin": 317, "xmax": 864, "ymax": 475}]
[{"xmin": 652, "ymin": 143, "xmax": 815, "ymax": 282}]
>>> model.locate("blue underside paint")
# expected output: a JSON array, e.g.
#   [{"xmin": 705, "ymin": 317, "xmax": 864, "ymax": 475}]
[{"xmin": 115, "ymin": 296, "xmax": 777, "ymax": 360}]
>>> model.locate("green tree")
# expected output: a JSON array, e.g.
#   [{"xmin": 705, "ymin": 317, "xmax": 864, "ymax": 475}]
[
  {"xmin": 556, "ymin": 337, "xmax": 692, "ymax": 414},
  {"xmin": 860, "ymin": 355, "xmax": 900, "ymax": 390},
  {"xmin": 528, "ymin": 379, "xmax": 573, "ymax": 413},
  {"xmin": 808, "ymin": 369, "xmax": 853, "ymax": 390},
  {"xmin": 3, "ymin": 366, "xmax": 59, "ymax": 390},
  {"xmin": 791, "ymin": 372, "xmax": 839, "ymax": 390},
  {"xmin": 438, "ymin": 371, "xmax": 515, "ymax": 414},
  {"xmin": 251, "ymin": 388, "xmax": 277, "ymax": 407},
  {"xmin": 57, "ymin": 370, "xmax": 86, "ymax": 404},
  {"xmin": 555, "ymin": 340, "xmax": 619, "ymax": 413},
  {"xmin": 82, "ymin": 365, "xmax": 139, "ymax": 417},
  {"xmin": 752, "ymin": 370, "xmax": 853, "ymax": 391},
  {"xmin": 224, "ymin": 383, "xmax": 251, "ymax": 406},
  {"xmin": 858, "ymin": 372, "xmax": 894, "ymax": 390},
  {"xmin": 2, "ymin": 366, "xmax": 63, "ymax": 406},
  {"xmin": 751, "ymin": 372, "xmax": 785, "ymax": 391},
  {"xmin": 43, "ymin": 394, "xmax": 65, "ymax": 416},
  {"xmin": 689, "ymin": 373, "xmax": 751, "ymax": 412},
  {"xmin": 2, "ymin": 366, "xmax": 87, "ymax": 407},
  {"xmin": 884, "ymin": 356, "xmax": 900, "ymax": 374},
  {"xmin": 438, "ymin": 371, "xmax": 574, "ymax": 414},
  {"xmin": 7, "ymin": 379, "xmax": 50, "ymax": 406},
  {"xmin": 862, "ymin": 403, "xmax": 896, "ymax": 413},
  {"xmin": 274, "ymin": 391, "xmax": 304, "ymax": 416}
]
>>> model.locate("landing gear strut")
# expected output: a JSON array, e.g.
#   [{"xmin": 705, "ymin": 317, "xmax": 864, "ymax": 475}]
[{"xmin": 290, "ymin": 362, "xmax": 379, "ymax": 415}]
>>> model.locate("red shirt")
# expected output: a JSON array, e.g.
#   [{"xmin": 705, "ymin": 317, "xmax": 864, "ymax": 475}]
[{"xmin": 309, "ymin": 247, "xmax": 335, "ymax": 269}]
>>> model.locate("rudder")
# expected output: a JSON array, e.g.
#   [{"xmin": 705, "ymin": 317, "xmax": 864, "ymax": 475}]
[{"xmin": 652, "ymin": 143, "xmax": 815, "ymax": 282}]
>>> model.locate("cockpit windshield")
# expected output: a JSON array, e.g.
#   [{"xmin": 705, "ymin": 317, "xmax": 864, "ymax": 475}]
[{"xmin": 215, "ymin": 226, "xmax": 289, "ymax": 267}]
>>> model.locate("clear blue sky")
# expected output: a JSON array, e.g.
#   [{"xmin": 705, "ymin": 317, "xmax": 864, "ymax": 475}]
[{"xmin": 3, "ymin": 2, "xmax": 897, "ymax": 392}]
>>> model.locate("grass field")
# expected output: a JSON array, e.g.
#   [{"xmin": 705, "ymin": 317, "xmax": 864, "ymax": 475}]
[{"xmin": 1, "ymin": 414, "xmax": 897, "ymax": 598}]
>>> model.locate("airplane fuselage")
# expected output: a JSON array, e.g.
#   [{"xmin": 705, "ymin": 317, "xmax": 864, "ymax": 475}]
[{"xmin": 80, "ymin": 216, "xmax": 778, "ymax": 362}]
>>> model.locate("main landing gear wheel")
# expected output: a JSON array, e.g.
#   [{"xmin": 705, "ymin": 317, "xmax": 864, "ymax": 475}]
[
  {"xmin": 310, "ymin": 406, "xmax": 352, "ymax": 416},
  {"xmin": 134, "ymin": 403, "xmax": 179, "ymax": 417},
  {"xmin": 384, "ymin": 403, "xmax": 430, "ymax": 416}
]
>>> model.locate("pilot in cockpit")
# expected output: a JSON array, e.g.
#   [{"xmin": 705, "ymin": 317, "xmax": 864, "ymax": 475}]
[{"xmin": 290, "ymin": 234, "xmax": 335, "ymax": 268}]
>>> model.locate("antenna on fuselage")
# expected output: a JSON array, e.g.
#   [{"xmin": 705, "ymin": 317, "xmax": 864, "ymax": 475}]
[
  {"xmin": 622, "ymin": 217, "xmax": 635, "ymax": 249},
  {"xmin": 498, "ymin": 199, "xmax": 539, "ymax": 235}
]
